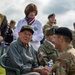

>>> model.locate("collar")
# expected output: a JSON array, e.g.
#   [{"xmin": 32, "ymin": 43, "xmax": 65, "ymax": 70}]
[
  {"xmin": 44, "ymin": 39, "xmax": 55, "ymax": 49},
  {"xmin": 46, "ymin": 39, "xmax": 55, "ymax": 47},
  {"xmin": 25, "ymin": 16, "xmax": 35, "ymax": 25},
  {"xmin": 17, "ymin": 38, "xmax": 31, "ymax": 49},
  {"xmin": 47, "ymin": 21, "xmax": 57, "ymax": 27},
  {"xmin": 63, "ymin": 44, "xmax": 73, "ymax": 52}
]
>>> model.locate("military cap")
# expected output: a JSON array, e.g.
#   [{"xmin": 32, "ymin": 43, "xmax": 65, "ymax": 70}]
[
  {"xmin": 20, "ymin": 25, "xmax": 34, "ymax": 34},
  {"xmin": 52, "ymin": 27, "xmax": 72, "ymax": 40},
  {"xmin": 45, "ymin": 28, "xmax": 54, "ymax": 36},
  {"xmin": 48, "ymin": 13, "xmax": 55, "ymax": 19}
]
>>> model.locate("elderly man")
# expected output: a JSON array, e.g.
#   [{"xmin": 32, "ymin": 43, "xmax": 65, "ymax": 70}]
[
  {"xmin": 5, "ymin": 25, "xmax": 50, "ymax": 75},
  {"xmin": 49, "ymin": 27, "xmax": 75, "ymax": 75}
]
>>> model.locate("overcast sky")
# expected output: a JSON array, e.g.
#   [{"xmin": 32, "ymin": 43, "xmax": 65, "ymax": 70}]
[{"xmin": 0, "ymin": 0, "xmax": 75, "ymax": 30}]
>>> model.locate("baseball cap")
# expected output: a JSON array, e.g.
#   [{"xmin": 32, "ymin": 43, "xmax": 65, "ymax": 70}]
[{"xmin": 20, "ymin": 25, "xmax": 34, "ymax": 34}]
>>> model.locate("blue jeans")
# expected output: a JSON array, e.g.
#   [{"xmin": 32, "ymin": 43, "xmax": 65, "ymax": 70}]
[{"xmin": 0, "ymin": 40, "xmax": 9, "ymax": 56}]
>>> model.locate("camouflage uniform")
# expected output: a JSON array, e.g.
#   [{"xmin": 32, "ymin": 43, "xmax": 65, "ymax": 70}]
[
  {"xmin": 51, "ymin": 45, "xmax": 75, "ymax": 75},
  {"xmin": 43, "ymin": 22, "xmax": 58, "ymax": 35},
  {"xmin": 72, "ymin": 30, "xmax": 75, "ymax": 48},
  {"xmin": 38, "ymin": 40, "xmax": 59, "ymax": 66}
]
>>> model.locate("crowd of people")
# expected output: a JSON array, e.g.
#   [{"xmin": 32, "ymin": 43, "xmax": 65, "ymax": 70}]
[{"xmin": 0, "ymin": 3, "xmax": 75, "ymax": 75}]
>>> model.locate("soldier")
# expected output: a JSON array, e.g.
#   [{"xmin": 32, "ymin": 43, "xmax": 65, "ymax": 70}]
[
  {"xmin": 49, "ymin": 27, "xmax": 75, "ymax": 75},
  {"xmin": 41, "ymin": 13, "xmax": 58, "ymax": 44},
  {"xmin": 38, "ymin": 27, "xmax": 59, "ymax": 66},
  {"xmin": 43, "ymin": 13, "xmax": 58, "ymax": 35}
]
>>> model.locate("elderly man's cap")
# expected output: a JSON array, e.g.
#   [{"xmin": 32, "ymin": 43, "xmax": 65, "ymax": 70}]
[
  {"xmin": 48, "ymin": 13, "xmax": 55, "ymax": 19},
  {"xmin": 20, "ymin": 25, "xmax": 34, "ymax": 34},
  {"xmin": 52, "ymin": 27, "xmax": 72, "ymax": 40}
]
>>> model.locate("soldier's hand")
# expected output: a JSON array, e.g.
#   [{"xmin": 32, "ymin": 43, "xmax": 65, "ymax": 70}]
[{"xmin": 43, "ymin": 66, "xmax": 52, "ymax": 75}]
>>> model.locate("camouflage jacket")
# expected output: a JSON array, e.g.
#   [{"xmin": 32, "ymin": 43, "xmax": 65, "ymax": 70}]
[
  {"xmin": 38, "ymin": 40, "xmax": 59, "ymax": 66},
  {"xmin": 43, "ymin": 21, "xmax": 58, "ymax": 34},
  {"xmin": 52, "ymin": 45, "xmax": 75, "ymax": 75}
]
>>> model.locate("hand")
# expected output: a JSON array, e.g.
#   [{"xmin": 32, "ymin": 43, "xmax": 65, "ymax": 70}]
[
  {"xmin": 39, "ymin": 68, "xmax": 48, "ymax": 75},
  {"xmin": 0, "ymin": 36, "xmax": 3, "ymax": 42},
  {"xmin": 32, "ymin": 66, "xmax": 52, "ymax": 75},
  {"xmin": 44, "ymin": 66, "xmax": 52, "ymax": 72},
  {"xmin": 39, "ymin": 66, "xmax": 52, "ymax": 75},
  {"xmin": 43, "ymin": 66, "xmax": 52, "ymax": 75}
]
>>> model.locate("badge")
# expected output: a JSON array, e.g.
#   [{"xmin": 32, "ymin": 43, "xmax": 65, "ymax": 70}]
[{"xmin": 34, "ymin": 27, "xmax": 38, "ymax": 31}]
